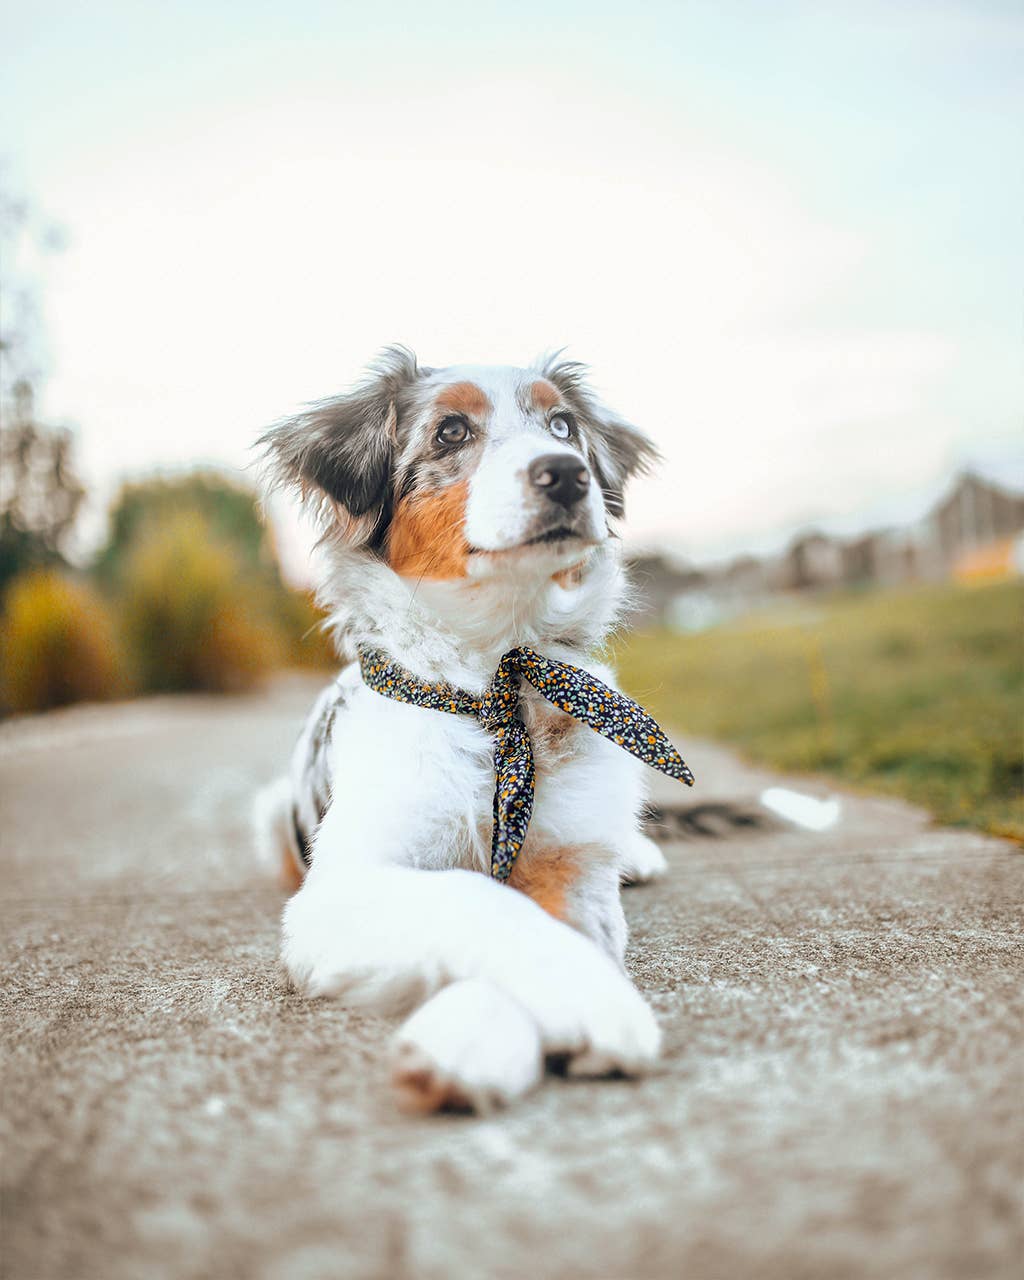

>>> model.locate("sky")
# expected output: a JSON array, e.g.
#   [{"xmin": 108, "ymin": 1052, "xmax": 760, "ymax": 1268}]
[{"xmin": 3, "ymin": 0, "xmax": 1022, "ymax": 575}]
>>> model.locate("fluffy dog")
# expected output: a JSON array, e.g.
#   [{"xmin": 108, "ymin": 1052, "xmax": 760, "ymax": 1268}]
[{"xmin": 255, "ymin": 347, "xmax": 679, "ymax": 1112}]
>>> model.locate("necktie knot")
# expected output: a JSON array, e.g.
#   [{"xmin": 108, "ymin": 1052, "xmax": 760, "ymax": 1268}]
[{"xmin": 476, "ymin": 648, "xmax": 526, "ymax": 732}]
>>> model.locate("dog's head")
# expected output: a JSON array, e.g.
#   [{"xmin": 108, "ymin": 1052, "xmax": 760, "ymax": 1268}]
[{"xmin": 260, "ymin": 347, "xmax": 658, "ymax": 584}]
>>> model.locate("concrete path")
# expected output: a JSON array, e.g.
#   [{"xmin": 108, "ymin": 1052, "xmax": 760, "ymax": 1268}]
[{"xmin": 2, "ymin": 676, "xmax": 1021, "ymax": 1280}]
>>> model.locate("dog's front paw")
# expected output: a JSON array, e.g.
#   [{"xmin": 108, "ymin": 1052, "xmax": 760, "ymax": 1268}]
[
  {"xmin": 562, "ymin": 968, "xmax": 661, "ymax": 1077},
  {"xmin": 390, "ymin": 980, "xmax": 544, "ymax": 1114},
  {"xmin": 503, "ymin": 938, "xmax": 661, "ymax": 1076},
  {"xmin": 618, "ymin": 832, "xmax": 669, "ymax": 885}
]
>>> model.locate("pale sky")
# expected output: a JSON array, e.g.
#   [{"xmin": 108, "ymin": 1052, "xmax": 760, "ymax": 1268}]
[{"xmin": 3, "ymin": 0, "xmax": 1022, "ymax": 573}]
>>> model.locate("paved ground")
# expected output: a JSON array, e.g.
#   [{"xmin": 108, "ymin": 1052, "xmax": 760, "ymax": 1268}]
[{"xmin": 1, "ymin": 675, "xmax": 1021, "ymax": 1280}]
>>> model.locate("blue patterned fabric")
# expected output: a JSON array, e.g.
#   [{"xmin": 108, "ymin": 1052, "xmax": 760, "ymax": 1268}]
[{"xmin": 358, "ymin": 646, "xmax": 695, "ymax": 881}]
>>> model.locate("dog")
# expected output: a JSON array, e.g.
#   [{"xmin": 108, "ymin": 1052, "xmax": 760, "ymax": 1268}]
[{"xmin": 254, "ymin": 347, "xmax": 682, "ymax": 1113}]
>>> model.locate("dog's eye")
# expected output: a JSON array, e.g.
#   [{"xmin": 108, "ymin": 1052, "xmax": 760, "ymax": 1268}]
[
  {"xmin": 437, "ymin": 416, "xmax": 471, "ymax": 446},
  {"xmin": 549, "ymin": 414, "xmax": 573, "ymax": 440}
]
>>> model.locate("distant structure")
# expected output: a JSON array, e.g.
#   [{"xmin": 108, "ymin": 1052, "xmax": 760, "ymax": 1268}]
[
  {"xmin": 629, "ymin": 471, "xmax": 1024, "ymax": 629},
  {"xmin": 929, "ymin": 471, "xmax": 1024, "ymax": 566},
  {"xmin": 780, "ymin": 532, "xmax": 845, "ymax": 592},
  {"xmin": 627, "ymin": 553, "xmax": 708, "ymax": 627}
]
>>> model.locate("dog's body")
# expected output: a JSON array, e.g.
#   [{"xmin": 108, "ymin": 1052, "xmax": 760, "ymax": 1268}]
[{"xmin": 255, "ymin": 349, "xmax": 672, "ymax": 1111}]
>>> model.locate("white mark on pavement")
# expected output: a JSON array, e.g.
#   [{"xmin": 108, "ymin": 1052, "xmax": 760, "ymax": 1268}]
[{"xmin": 760, "ymin": 787, "xmax": 842, "ymax": 831}]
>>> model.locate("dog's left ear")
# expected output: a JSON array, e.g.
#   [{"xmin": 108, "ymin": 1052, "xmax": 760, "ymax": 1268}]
[
  {"xmin": 541, "ymin": 357, "xmax": 660, "ymax": 518},
  {"xmin": 259, "ymin": 346, "xmax": 425, "ymax": 546}
]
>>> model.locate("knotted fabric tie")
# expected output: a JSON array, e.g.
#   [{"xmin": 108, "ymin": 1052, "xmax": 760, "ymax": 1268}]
[{"xmin": 358, "ymin": 645, "xmax": 694, "ymax": 881}]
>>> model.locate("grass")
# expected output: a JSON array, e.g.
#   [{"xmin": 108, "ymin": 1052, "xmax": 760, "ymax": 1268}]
[{"xmin": 613, "ymin": 580, "xmax": 1024, "ymax": 842}]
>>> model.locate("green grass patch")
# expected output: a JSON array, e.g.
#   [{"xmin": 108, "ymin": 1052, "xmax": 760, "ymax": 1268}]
[{"xmin": 613, "ymin": 580, "xmax": 1024, "ymax": 841}]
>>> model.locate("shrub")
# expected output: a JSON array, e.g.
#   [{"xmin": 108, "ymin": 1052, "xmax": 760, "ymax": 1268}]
[
  {"xmin": 0, "ymin": 570, "xmax": 124, "ymax": 713},
  {"xmin": 118, "ymin": 511, "xmax": 282, "ymax": 693}
]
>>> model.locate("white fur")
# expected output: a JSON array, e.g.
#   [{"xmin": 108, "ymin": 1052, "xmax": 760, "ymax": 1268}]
[
  {"xmin": 259, "ymin": 360, "xmax": 670, "ymax": 1111},
  {"xmin": 391, "ymin": 981, "xmax": 544, "ymax": 1112},
  {"xmin": 618, "ymin": 831, "xmax": 671, "ymax": 884},
  {"xmin": 464, "ymin": 431, "xmax": 605, "ymax": 552}
]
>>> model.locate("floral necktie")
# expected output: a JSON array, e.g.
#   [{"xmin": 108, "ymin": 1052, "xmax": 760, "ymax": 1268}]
[{"xmin": 358, "ymin": 645, "xmax": 694, "ymax": 881}]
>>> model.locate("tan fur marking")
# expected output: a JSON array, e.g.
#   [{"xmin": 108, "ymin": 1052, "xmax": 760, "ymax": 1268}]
[
  {"xmin": 280, "ymin": 846, "xmax": 304, "ymax": 895},
  {"xmin": 436, "ymin": 381, "xmax": 492, "ymax": 418},
  {"xmin": 552, "ymin": 561, "xmax": 585, "ymax": 588},
  {"xmin": 528, "ymin": 712, "xmax": 575, "ymax": 764},
  {"xmin": 509, "ymin": 846, "xmax": 583, "ymax": 921},
  {"xmin": 388, "ymin": 481, "xmax": 471, "ymax": 580},
  {"xmin": 530, "ymin": 379, "xmax": 560, "ymax": 412},
  {"xmin": 392, "ymin": 1059, "xmax": 473, "ymax": 1115}
]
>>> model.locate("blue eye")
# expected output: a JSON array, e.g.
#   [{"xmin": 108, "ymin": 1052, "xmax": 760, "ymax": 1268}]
[{"xmin": 549, "ymin": 414, "xmax": 572, "ymax": 440}]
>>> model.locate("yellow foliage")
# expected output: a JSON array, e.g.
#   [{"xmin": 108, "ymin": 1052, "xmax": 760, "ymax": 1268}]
[
  {"xmin": 0, "ymin": 570, "xmax": 124, "ymax": 713},
  {"xmin": 118, "ymin": 511, "xmax": 282, "ymax": 692}
]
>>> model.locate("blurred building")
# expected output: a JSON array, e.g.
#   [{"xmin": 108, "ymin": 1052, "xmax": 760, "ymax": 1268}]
[
  {"xmin": 778, "ymin": 532, "xmax": 846, "ymax": 591},
  {"xmin": 927, "ymin": 471, "xmax": 1024, "ymax": 565},
  {"xmin": 627, "ymin": 553, "xmax": 708, "ymax": 626},
  {"xmin": 630, "ymin": 471, "xmax": 1024, "ymax": 628}
]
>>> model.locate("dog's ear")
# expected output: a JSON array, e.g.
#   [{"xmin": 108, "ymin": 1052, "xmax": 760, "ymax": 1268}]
[
  {"xmin": 259, "ymin": 346, "xmax": 424, "ymax": 546},
  {"xmin": 541, "ymin": 356, "xmax": 660, "ymax": 519}
]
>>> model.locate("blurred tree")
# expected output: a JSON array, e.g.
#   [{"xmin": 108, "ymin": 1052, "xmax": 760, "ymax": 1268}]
[
  {"xmin": 0, "ymin": 175, "xmax": 67, "ymax": 411},
  {"xmin": 95, "ymin": 470, "xmax": 279, "ymax": 582},
  {"xmin": 117, "ymin": 510, "xmax": 280, "ymax": 693},
  {"xmin": 0, "ymin": 382, "xmax": 86, "ymax": 596},
  {"xmin": 1, "ymin": 177, "xmax": 79, "ymax": 599},
  {"xmin": 96, "ymin": 468, "xmax": 336, "ymax": 672},
  {"xmin": 2, "ymin": 183, "xmax": 43, "ymax": 401}
]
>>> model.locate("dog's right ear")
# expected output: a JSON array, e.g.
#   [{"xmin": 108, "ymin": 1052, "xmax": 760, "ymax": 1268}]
[{"xmin": 259, "ymin": 346, "xmax": 424, "ymax": 547}]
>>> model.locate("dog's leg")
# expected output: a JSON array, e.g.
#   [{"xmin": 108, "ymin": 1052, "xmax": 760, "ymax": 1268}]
[
  {"xmin": 252, "ymin": 775, "xmax": 304, "ymax": 893},
  {"xmin": 390, "ymin": 980, "xmax": 543, "ymax": 1112},
  {"xmin": 281, "ymin": 712, "xmax": 661, "ymax": 1110},
  {"xmin": 617, "ymin": 830, "xmax": 669, "ymax": 885},
  {"xmin": 565, "ymin": 860, "xmax": 629, "ymax": 965},
  {"xmin": 283, "ymin": 863, "xmax": 660, "ymax": 1092}
]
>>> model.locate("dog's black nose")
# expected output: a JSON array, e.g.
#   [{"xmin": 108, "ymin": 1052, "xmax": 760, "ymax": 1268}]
[{"xmin": 529, "ymin": 454, "xmax": 591, "ymax": 508}]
